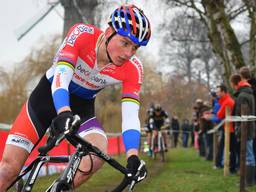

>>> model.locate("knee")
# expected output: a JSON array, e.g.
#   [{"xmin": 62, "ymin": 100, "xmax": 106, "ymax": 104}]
[
  {"xmin": 0, "ymin": 159, "xmax": 21, "ymax": 190},
  {"xmin": 0, "ymin": 157, "xmax": 21, "ymax": 179}
]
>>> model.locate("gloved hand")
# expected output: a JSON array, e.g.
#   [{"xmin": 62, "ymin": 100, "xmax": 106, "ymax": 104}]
[
  {"xmin": 126, "ymin": 155, "xmax": 147, "ymax": 184},
  {"xmin": 50, "ymin": 111, "xmax": 80, "ymax": 137}
]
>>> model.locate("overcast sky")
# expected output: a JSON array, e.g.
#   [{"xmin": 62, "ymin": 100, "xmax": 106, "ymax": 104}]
[
  {"xmin": 0, "ymin": 0, "xmax": 63, "ymax": 69},
  {"xmin": 0, "ymin": 0, "xmax": 163, "ymax": 70}
]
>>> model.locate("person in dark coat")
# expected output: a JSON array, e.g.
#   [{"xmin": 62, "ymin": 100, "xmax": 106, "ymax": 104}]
[
  {"xmin": 181, "ymin": 119, "xmax": 190, "ymax": 147},
  {"xmin": 171, "ymin": 115, "xmax": 180, "ymax": 147},
  {"xmin": 231, "ymin": 73, "xmax": 255, "ymax": 185}
]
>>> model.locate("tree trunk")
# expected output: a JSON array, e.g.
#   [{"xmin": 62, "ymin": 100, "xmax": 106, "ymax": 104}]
[
  {"xmin": 202, "ymin": 0, "xmax": 246, "ymax": 82},
  {"xmin": 60, "ymin": 0, "xmax": 99, "ymax": 38},
  {"xmin": 243, "ymin": 0, "xmax": 256, "ymax": 67}
]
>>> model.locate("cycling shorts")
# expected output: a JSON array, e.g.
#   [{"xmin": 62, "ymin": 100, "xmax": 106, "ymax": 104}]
[{"xmin": 6, "ymin": 75, "xmax": 106, "ymax": 153}]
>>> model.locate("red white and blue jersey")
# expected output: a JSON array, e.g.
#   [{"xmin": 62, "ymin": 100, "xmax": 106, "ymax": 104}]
[{"xmin": 45, "ymin": 23, "xmax": 143, "ymax": 151}]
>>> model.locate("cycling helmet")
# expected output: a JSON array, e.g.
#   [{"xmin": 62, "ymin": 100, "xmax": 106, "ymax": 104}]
[
  {"xmin": 155, "ymin": 104, "xmax": 162, "ymax": 112},
  {"xmin": 108, "ymin": 4, "xmax": 151, "ymax": 46}
]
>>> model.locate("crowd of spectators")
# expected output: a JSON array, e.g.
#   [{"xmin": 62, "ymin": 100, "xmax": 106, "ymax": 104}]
[{"xmin": 192, "ymin": 66, "xmax": 256, "ymax": 186}]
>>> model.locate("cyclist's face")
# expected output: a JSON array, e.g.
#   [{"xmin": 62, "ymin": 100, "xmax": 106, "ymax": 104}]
[
  {"xmin": 155, "ymin": 110, "xmax": 161, "ymax": 116},
  {"xmin": 107, "ymin": 32, "xmax": 139, "ymax": 66},
  {"xmin": 216, "ymin": 87, "xmax": 224, "ymax": 98}
]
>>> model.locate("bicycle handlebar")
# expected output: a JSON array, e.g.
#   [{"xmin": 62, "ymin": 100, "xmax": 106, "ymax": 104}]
[
  {"xmin": 37, "ymin": 120, "xmax": 140, "ymax": 192},
  {"xmin": 38, "ymin": 134, "xmax": 65, "ymax": 155}
]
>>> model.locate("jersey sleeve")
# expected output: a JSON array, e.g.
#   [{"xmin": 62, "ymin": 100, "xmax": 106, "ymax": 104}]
[
  {"xmin": 121, "ymin": 56, "xmax": 143, "ymax": 152},
  {"xmin": 55, "ymin": 23, "xmax": 96, "ymax": 67},
  {"xmin": 51, "ymin": 23, "xmax": 96, "ymax": 112},
  {"xmin": 122, "ymin": 56, "xmax": 143, "ymax": 103}
]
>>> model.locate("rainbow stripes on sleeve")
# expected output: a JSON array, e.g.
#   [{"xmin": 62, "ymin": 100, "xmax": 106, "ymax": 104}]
[
  {"xmin": 51, "ymin": 61, "xmax": 74, "ymax": 112},
  {"xmin": 121, "ymin": 97, "xmax": 141, "ymax": 151}
]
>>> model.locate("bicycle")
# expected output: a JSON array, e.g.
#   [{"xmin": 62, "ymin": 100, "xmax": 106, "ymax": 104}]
[
  {"xmin": 8, "ymin": 116, "xmax": 146, "ymax": 192},
  {"xmin": 151, "ymin": 129, "xmax": 167, "ymax": 162}
]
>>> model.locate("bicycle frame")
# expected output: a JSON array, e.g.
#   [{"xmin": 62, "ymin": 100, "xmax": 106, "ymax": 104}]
[
  {"xmin": 151, "ymin": 130, "xmax": 167, "ymax": 162},
  {"xmin": 8, "ymin": 155, "xmax": 70, "ymax": 192},
  {"xmin": 8, "ymin": 132, "xmax": 135, "ymax": 192}
]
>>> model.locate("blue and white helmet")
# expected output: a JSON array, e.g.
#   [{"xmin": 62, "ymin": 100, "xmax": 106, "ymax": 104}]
[{"xmin": 108, "ymin": 4, "xmax": 151, "ymax": 46}]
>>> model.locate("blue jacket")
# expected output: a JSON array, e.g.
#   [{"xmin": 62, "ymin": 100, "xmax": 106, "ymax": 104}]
[{"xmin": 210, "ymin": 98, "xmax": 221, "ymax": 123}]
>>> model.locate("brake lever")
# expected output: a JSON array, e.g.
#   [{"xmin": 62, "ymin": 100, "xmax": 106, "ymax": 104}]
[{"xmin": 54, "ymin": 134, "xmax": 65, "ymax": 146}]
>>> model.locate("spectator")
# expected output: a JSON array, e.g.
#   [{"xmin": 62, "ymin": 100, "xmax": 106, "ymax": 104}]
[
  {"xmin": 190, "ymin": 120, "xmax": 195, "ymax": 147},
  {"xmin": 208, "ymin": 91, "xmax": 221, "ymax": 164},
  {"xmin": 196, "ymin": 99, "xmax": 207, "ymax": 157},
  {"xmin": 235, "ymin": 68, "xmax": 256, "ymax": 185},
  {"xmin": 171, "ymin": 115, "xmax": 180, "ymax": 147},
  {"xmin": 204, "ymin": 84, "xmax": 237, "ymax": 173},
  {"xmin": 201, "ymin": 101, "xmax": 214, "ymax": 161},
  {"xmin": 216, "ymin": 84, "xmax": 237, "ymax": 173},
  {"xmin": 181, "ymin": 119, "xmax": 190, "ymax": 147},
  {"xmin": 247, "ymin": 72, "xmax": 256, "ymax": 168}
]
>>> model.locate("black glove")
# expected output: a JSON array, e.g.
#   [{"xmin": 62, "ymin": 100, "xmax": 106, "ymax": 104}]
[
  {"xmin": 126, "ymin": 155, "xmax": 147, "ymax": 184},
  {"xmin": 50, "ymin": 111, "xmax": 78, "ymax": 137}
]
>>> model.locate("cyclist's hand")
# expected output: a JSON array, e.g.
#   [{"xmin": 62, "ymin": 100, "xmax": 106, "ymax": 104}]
[
  {"xmin": 50, "ymin": 111, "xmax": 80, "ymax": 137},
  {"xmin": 126, "ymin": 155, "xmax": 147, "ymax": 183}
]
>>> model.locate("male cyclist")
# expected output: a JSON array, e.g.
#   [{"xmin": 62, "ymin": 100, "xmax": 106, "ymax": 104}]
[
  {"xmin": 151, "ymin": 104, "xmax": 170, "ymax": 152},
  {"xmin": 0, "ymin": 4, "xmax": 151, "ymax": 191}
]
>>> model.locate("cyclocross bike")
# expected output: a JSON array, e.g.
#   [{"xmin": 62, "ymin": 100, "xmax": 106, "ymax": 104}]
[
  {"xmin": 7, "ymin": 116, "xmax": 146, "ymax": 192},
  {"xmin": 151, "ymin": 129, "xmax": 167, "ymax": 162}
]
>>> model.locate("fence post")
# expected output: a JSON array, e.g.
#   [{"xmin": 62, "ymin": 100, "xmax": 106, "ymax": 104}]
[
  {"xmin": 213, "ymin": 132, "xmax": 217, "ymax": 166},
  {"xmin": 224, "ymin": 107, "xmax": 230, "ymax": 176},
  {"xmin": 240, "ymin": 103, "xmax": 248, "ymax": 192}
]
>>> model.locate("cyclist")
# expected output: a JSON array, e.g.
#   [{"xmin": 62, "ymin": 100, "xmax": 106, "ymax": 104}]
[
  {"xmin": 0, "ymin": 4, "xmax": 151, "ymax": 191},
  {"xmin": 151, "ymin": 104, "xmax": 170, "ymax": 152},
  {"xmin": 144, "ymin": 103, "xmax": 155, "ymax": 156}
]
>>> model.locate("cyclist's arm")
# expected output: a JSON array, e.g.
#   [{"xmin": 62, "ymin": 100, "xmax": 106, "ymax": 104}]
[
  {"xmin": 122, "ymin": 100, "xmax": 140, "ymax": 157},
  {"xmin": 51, "ymin": 24, "xmax": 95, "ymax": 114},
  {"xmin": 52, "ymin": 62, "xmax": 75, "ymax": 114},
  {"xmin": 121, "ymin": 57, "xmax": 143, "ymax": 158}
]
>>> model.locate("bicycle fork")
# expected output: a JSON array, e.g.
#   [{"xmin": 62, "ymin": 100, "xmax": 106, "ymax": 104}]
[
  {"xmin": 46, "ymin": 145, "xmax": 85, "ymax": 192},
  {"xmin": 22, "ymin": 157, "xmax": 49, "ymax": 192}
]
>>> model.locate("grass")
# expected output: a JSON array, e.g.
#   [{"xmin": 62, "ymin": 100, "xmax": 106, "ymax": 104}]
[
  {"xmin": 136, "ymin": 148, "xmax": 256, "ymax": 192},
  {"xmin": 9, "ymin": 148, "xmax": 256, "ymax": 192}
]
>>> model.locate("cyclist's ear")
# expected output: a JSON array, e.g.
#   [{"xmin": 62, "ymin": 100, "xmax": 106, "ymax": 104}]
[{"xmin": 105, "ymin": 27, "xmax": 114, "ymax": 38}]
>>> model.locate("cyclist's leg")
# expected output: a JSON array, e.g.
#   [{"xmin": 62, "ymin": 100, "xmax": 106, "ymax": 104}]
[
  {"xmin": 152, "ymin": 129, "xmax": 158, "ymax": 152},
  {"xmin": 73, "ymin": 117, "xmax": 108, "ymax": 188},
  {"xmin": 0, "ymin": 102, "xmax": 41, "ymax": 191},
  {"xmin": 148, "ymin": 130, "xmax": 152, "ymax": 155},
  {"xmin": 162, "ymin": 130, "xmax": 168, "ymax": 151},
  {"xmin": 162, "ymin": 130, "xmax": 167, "ymax": 147},
  {"xmin": 0, "ymin": 146, "xmax": 29, "ymax": 191}
]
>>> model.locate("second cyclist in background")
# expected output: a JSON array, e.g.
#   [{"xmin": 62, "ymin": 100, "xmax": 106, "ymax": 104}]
[
  {"xmin": 144, "ymin": 103, "xmax": 155, "ymax": 156},
  {"xmin": 152, "ymin": 104, "xmax": 170, "ymax": 152}
]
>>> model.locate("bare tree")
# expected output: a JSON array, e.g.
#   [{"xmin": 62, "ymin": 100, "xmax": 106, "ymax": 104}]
[
  {"xmin": 162, "ymin": 11, "xmax": 219, "ymax": 88},
  {"xmin": 163, "ymin": 0, "xmax": 256, "ymax": 84}
]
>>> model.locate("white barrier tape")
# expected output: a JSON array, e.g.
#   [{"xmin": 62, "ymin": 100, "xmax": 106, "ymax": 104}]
[
  {"xmin": 225, "ymin": 115, "xmax": 256, "ymax": 122},
  {"xmin": 207, "ymin": 115, "xmax": 256, "ymax": 134}
]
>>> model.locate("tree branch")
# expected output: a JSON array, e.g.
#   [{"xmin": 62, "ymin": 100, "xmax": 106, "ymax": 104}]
[{"xmin": 172, "ymin": 37, "xmax": 210, "ymax": 43}]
